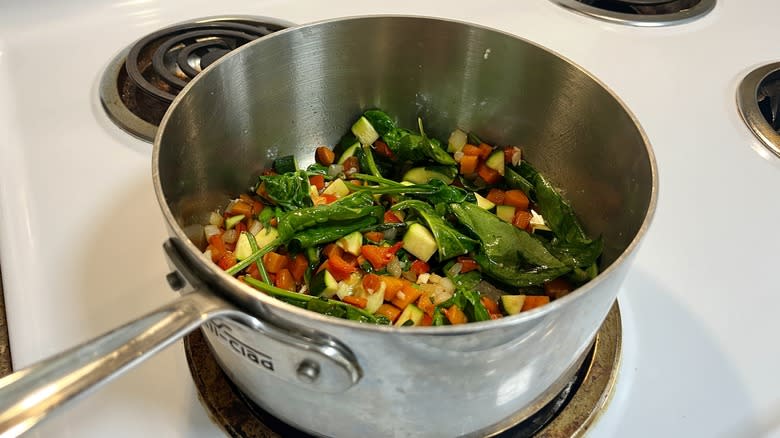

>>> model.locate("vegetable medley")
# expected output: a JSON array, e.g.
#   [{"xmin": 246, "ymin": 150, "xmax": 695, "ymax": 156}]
[{"xmin": 201, "ymin": 110, "xmax": 603, "ymax": 326}]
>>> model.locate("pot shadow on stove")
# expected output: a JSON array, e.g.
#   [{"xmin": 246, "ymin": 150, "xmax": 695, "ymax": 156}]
[
  {"xmin": 68, "ymin": 175, "xmax": 219, "ymax": 435},
  {"xmin": 609, "ymin": 268, "xmax": 762, "ymax": 438}
]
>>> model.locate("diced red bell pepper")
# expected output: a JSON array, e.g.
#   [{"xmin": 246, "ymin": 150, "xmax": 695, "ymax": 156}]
[
  {"xmin": 457, "ymin": 256, "xmax": 480, "ymax": 273},
  {"xmin": 410, "ymin": 260, "xmax": 430, "ymax": 276},
  {"xmin": 360, "ymin": 242, "xmax": 403, "ymax": 270},
  {"xmin": 383, "ymin": 210, "xmax": 402, "ymax": 223},
  {"xmin": 327, "ymin": 252, "xmax": 358, "ymax": 281}
]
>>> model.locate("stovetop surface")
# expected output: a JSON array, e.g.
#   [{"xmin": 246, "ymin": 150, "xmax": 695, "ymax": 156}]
[{"xmin": 1, "ymin": 1, "xmax": 779, "ymax": 437}]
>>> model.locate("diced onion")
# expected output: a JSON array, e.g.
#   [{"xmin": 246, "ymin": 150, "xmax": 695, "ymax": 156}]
[
  {"xmin": 248, "ymin": 220, "xmax": 263, "ymax": 236},
  {"xmin": 447, "ymin": 263, "xmax": 463, "ymax": 277},
  {"xmin": 387, "ymin": 256, "xmax": 402, "ymax": 278},
  {"xmin": 209, "ymin": 211, "xmax": 224, "ymax": 227},
  {"xmin": 453, "ymin": 151, "xmax": 464, "ymax": 162},
  {"xmin": 439, "ymin": 277, "xmax": 455, "ymax": 295},
  {"xmin": 416, "ymin": 273, "xmax": 431, "ymax": 284},
  {"xmin": 383, "ymin": 228, "xmax": 398, "ymax": 241},
  {"xmin": 204, "ymin": 224, "xmax": 221, "ymax": 239},
  {"xmin": 511, "ymin": 148, "xmax": 522, "ymax": 166},
  {"xmin": 428, "ymin": 273, "xmax": 442, "ymax": 284},
  {"xmin": 203, "ymin": 249, "xmax": 212, "ymax": 261},
  {"xmin": 328, "ymin": 164, "xmax": 343, "ymax": 177},
  {"xmin": 224, "ymin": 200, "xmax": 237, "ymax": 214},
  {"xmin": 221, "ymin": 229, "xmax": 238, "ymax": 244}
]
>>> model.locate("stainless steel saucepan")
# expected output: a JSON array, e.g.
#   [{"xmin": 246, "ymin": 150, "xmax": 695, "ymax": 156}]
[{"xmin": 0, "ymin": 16, "xmax": 657, "ymax": 438}]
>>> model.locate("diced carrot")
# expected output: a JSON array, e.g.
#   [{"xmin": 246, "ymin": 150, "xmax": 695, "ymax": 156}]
[
  {"xmin": 460, "ymin": 155, "xmax": 479, "ymax": 175},
  {"xmin": 217, "ymin": 252, "xmax": 238, "ymax": 270},
  {"xmin": 416, "ymin": 290, "xmax": 436, "ymax": 316},
  {"xmin": 362, "ymin": 273, "xmax": 383, "ymax": 292},
  {"xmin": 544, "ymin": 278, "xmax": 573, "ymax": 300},
  {"xmin": 320, "ymin": 194, "xmax": 338, "ymax": 204},
  {"xmin": 275, "ymin": 269, "xmax": 296, "ymax": 291},
  {"xmin": 503, "ymin": 146, "xmax": 515, "ymax": 166},
  {"xmin": 410, "ymin": 260, "xmax": 430, "ymax": 276},
  {"xmin": 342, "ymin": 295, "xmax": 368, "ymax": 309},
  {"xmin": 521, "ymin": 295, "xmax": 550, "ymax": 312},
  {"xmin": 290, "ymin": 254, "xmax": 308, "ymax": 283},
  {"xmin": 315, "ymin": 146, "xmax": 336, "ymax": 166},
  {"xmin": 420, "ymin": 313, "xmax": 433, "ymax": 326},
  {"xmin": 309, "ymin": 174, "xmax": 325, "ymax": 191},
  {"xmin": 229, "ymin": 200, "xmax": 253, "ymax": 217},
  {"xmin": 239, "ymin": 194, "xmax": 253, "ymax": 203},
  {"xmin": 384, "ymin": 210, "xmax": 402, "ymax": 223},
  {"xmin": 208, "ymin": 235, "xmax": 227, "ymax": 262},
  {"xmin": 262, "ymin": 252, "xmax": 289, "ymax": 274},
  {"xmin": 251, "ymin": 200, "xmax": 264, "ymax": 215},
  {"xmin": 477, "ymin": 163, "xmax": 502, "ymax": 184},
  {"xmin": 480, "ymin": 296, "xmax": 500, "ymax": 315},
  {"xmin": 504, "ymin": 190, "xmax": 530, "ymax": 210},
  {"xmin": 486, "ymin": 188, "xmax": 506, "ymax": 205},
  {"xmin": 391, "ymin": 283, "xmax": 422, "ymax": 310},
  {"xmin": 342, "ymin": 156, "xmax": 361, "ymax": 175},
  {"xmin": 364, "ymin": 231, "xmax": 384, "ymax": 243},
  {"xmin": 246, "ymin": 262, "xmax": 260, "ymax": 279},
  {"xmin": 381, "ymin": 277, "xmax": 407, "ymax": 301},
  {"xmin": 513, "ymin": 210, "xmax": 533, "ymax": 230},
  {"xmin": 457, "ymin": 256, "xmax": 480, "ymax": 273},
  {"xmin": 326, "ymin": 252, "xmax": 357, "ymax": 281},
  {"xmin": 361, "ymin": 242, "xmax": 404, "ymax": 270},
  {"xmin": 444, "ymin": 305, "xmax": 468, "ymax": 325},
  {"xmin": 374, "ymin": 140, "xmax": 394, "ymax": 158},
  {"xmin": 323, "ymin": 243, "xmax": 343, "ymax": 259},
  {"xmin": 477, "ymin": 143, "xmax": 493, "ymax": 160},
  {"xmin": 462, "ymin": 144, "xmax": 481, "ymax": 156},
  {"xmin": 375, "ymin": 304, "xmax": 402, "ymax": 323}
]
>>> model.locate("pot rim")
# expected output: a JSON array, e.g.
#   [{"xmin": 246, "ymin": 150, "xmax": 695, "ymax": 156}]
[{"xmin": 152, "ymin": 14, "xmax": 658, "ymax": 335}]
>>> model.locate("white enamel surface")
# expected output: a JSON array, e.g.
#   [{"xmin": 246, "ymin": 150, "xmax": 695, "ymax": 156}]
[{"xmin": 1, "ymin": 1, "xmax": 779, "ymax": 437}]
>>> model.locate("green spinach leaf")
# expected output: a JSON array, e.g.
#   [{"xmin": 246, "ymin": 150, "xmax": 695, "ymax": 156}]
[
  {"xmin": 392, "ymin": 200, "xmax": 477, "ymax": 261},
  {"xmin": 256, "ymin": 170, "xmax": 313, "ymax": 211}
]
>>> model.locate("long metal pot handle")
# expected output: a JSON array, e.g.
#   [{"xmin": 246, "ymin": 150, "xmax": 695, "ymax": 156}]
[
  {"xmin": 0, "ymin": 239, "xmax": 362, "ymax": 437},
  {"xmin": 0, "ymin": 287, "xmax": 231, "ymax": 438}
]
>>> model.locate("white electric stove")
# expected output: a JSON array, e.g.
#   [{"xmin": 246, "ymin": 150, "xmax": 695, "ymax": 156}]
[{"xmin": 1, "ymin": 1, "xmax": 779, "ymax": 437}]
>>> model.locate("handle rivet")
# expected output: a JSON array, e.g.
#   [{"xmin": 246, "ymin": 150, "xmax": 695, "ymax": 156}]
[
  {"xmin": 296, "ymin": 360, "xmax": 320, "ymax": 383},
  {"xmin": 166, "ymin": 272, "xmax": 185, "ymax": 291}
]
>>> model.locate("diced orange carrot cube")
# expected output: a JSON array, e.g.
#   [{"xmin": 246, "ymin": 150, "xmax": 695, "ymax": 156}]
[
  {"xmin": 521, "ymin": 295, "xmax": 550, "ymax": 312},
  {"xmin": 504, "ymin": 189, "xmax": 530, "ymax": 210},
  {"xmin": 391, "ymin": 283, "xmax": 422, "ymax": 310},
  {"xmin": 445, "ymin": 305, "xmax": 468, "ymax": 324},
  {"xmin": 460, "ymin": 155, "xmax": 479, "ymax": 175},
  {"xmin": 375, "ymin": 304, "xmax": 403, "ymax": 323},
  {"xmin": 477, "ymin": 163, "xmax": 502, "ymax": 184}
]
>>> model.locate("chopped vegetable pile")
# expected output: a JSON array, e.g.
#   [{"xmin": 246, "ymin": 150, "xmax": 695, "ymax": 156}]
[{"xmin": 201, "ymin": 109, "xmax": 603, "ymax": 326}]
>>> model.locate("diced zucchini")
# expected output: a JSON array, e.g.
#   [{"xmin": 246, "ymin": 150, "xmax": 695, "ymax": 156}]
[
  {"xmin": 501, "ymin": 295, "xmax": 527, "ymax": 315},
  {"xmin": 225, "ymin": 214, "xmax": 245, "ymax": 230},
  {"xmin": 447, "ymin": 129, "xmax": 468, "ymax": 153},
  {"xmin": 474, "ymin": 193, "xmax": 495, "ymax": 210},
  {"xmin": 310, "ymin": 269, "xmax": 338, "ymax": 297},
  {"xmin": 351, "ymin": 116, "xmax": 379, "ymax": 145},
  {"xmin": 272, "ymin": 155, "xmax": 298, "ymax": 174},
  {"xmin": 337, "ymin": 231, "xmax": 363, "ymax": 256},
  {"xmin": 254, "ymin": 226, "xmax": 279, "ymax": 247},
  {"xmin": 402, "ymin": 166, "xmax": 456, "ymax": 185},
  {"xmin": 402, "ymin": 223, "xmax": 437, "ymax": 262},
  {"xmin": 495, "ymin": 205, "xmax": 516, "ymax": 223},
  {"xmin": 234, "ymin": 232, "xmax": 253, "ymax": 260},
  {"xmin": 485, "ymin": 150, "xmax": 505, "ymax": 176},
  {"xmin": 394, "ymin": 304, "xmax": 425, "ymax": 327},
  {"xmin": 337, "ymin": 142, "xmax": 360, "ymax": 164},
  {"xmin": 323, "ymin": 178, "xmax": 350, "ymax": 198}
]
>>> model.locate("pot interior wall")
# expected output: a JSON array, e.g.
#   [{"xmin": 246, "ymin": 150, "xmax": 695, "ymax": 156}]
[{"xmin": 157, "ymin": 16, "xmax": 653, "ymax": 267}]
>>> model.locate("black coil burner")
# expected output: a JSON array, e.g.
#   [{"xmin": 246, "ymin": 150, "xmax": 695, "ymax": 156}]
[
  {"xmin": 737, "ymin": 63, "xmax": 780, "ymax": 159},
  {"xmin": 100, "ymin": 17, "xmax": 291, "ymax": 142},
  {"xmin": 575, "ymin": 0, "xmax": 704, "ymax": 14},
  {"xmin": 551, "ymin": 0, "xmax": 715, "ymax": 26},
  {"xmin": 757, "ymin": 71, "xmax": 780, "ymax": 133}
]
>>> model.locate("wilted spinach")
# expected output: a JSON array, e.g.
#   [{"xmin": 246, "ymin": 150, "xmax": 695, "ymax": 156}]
[
  {"xmin": 256, "ymin": 170, "xmax": 313, "ymax": 211},
  {"xmin": 392, "ymin": 200, "xmax": 477, "ymax": 261}
]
